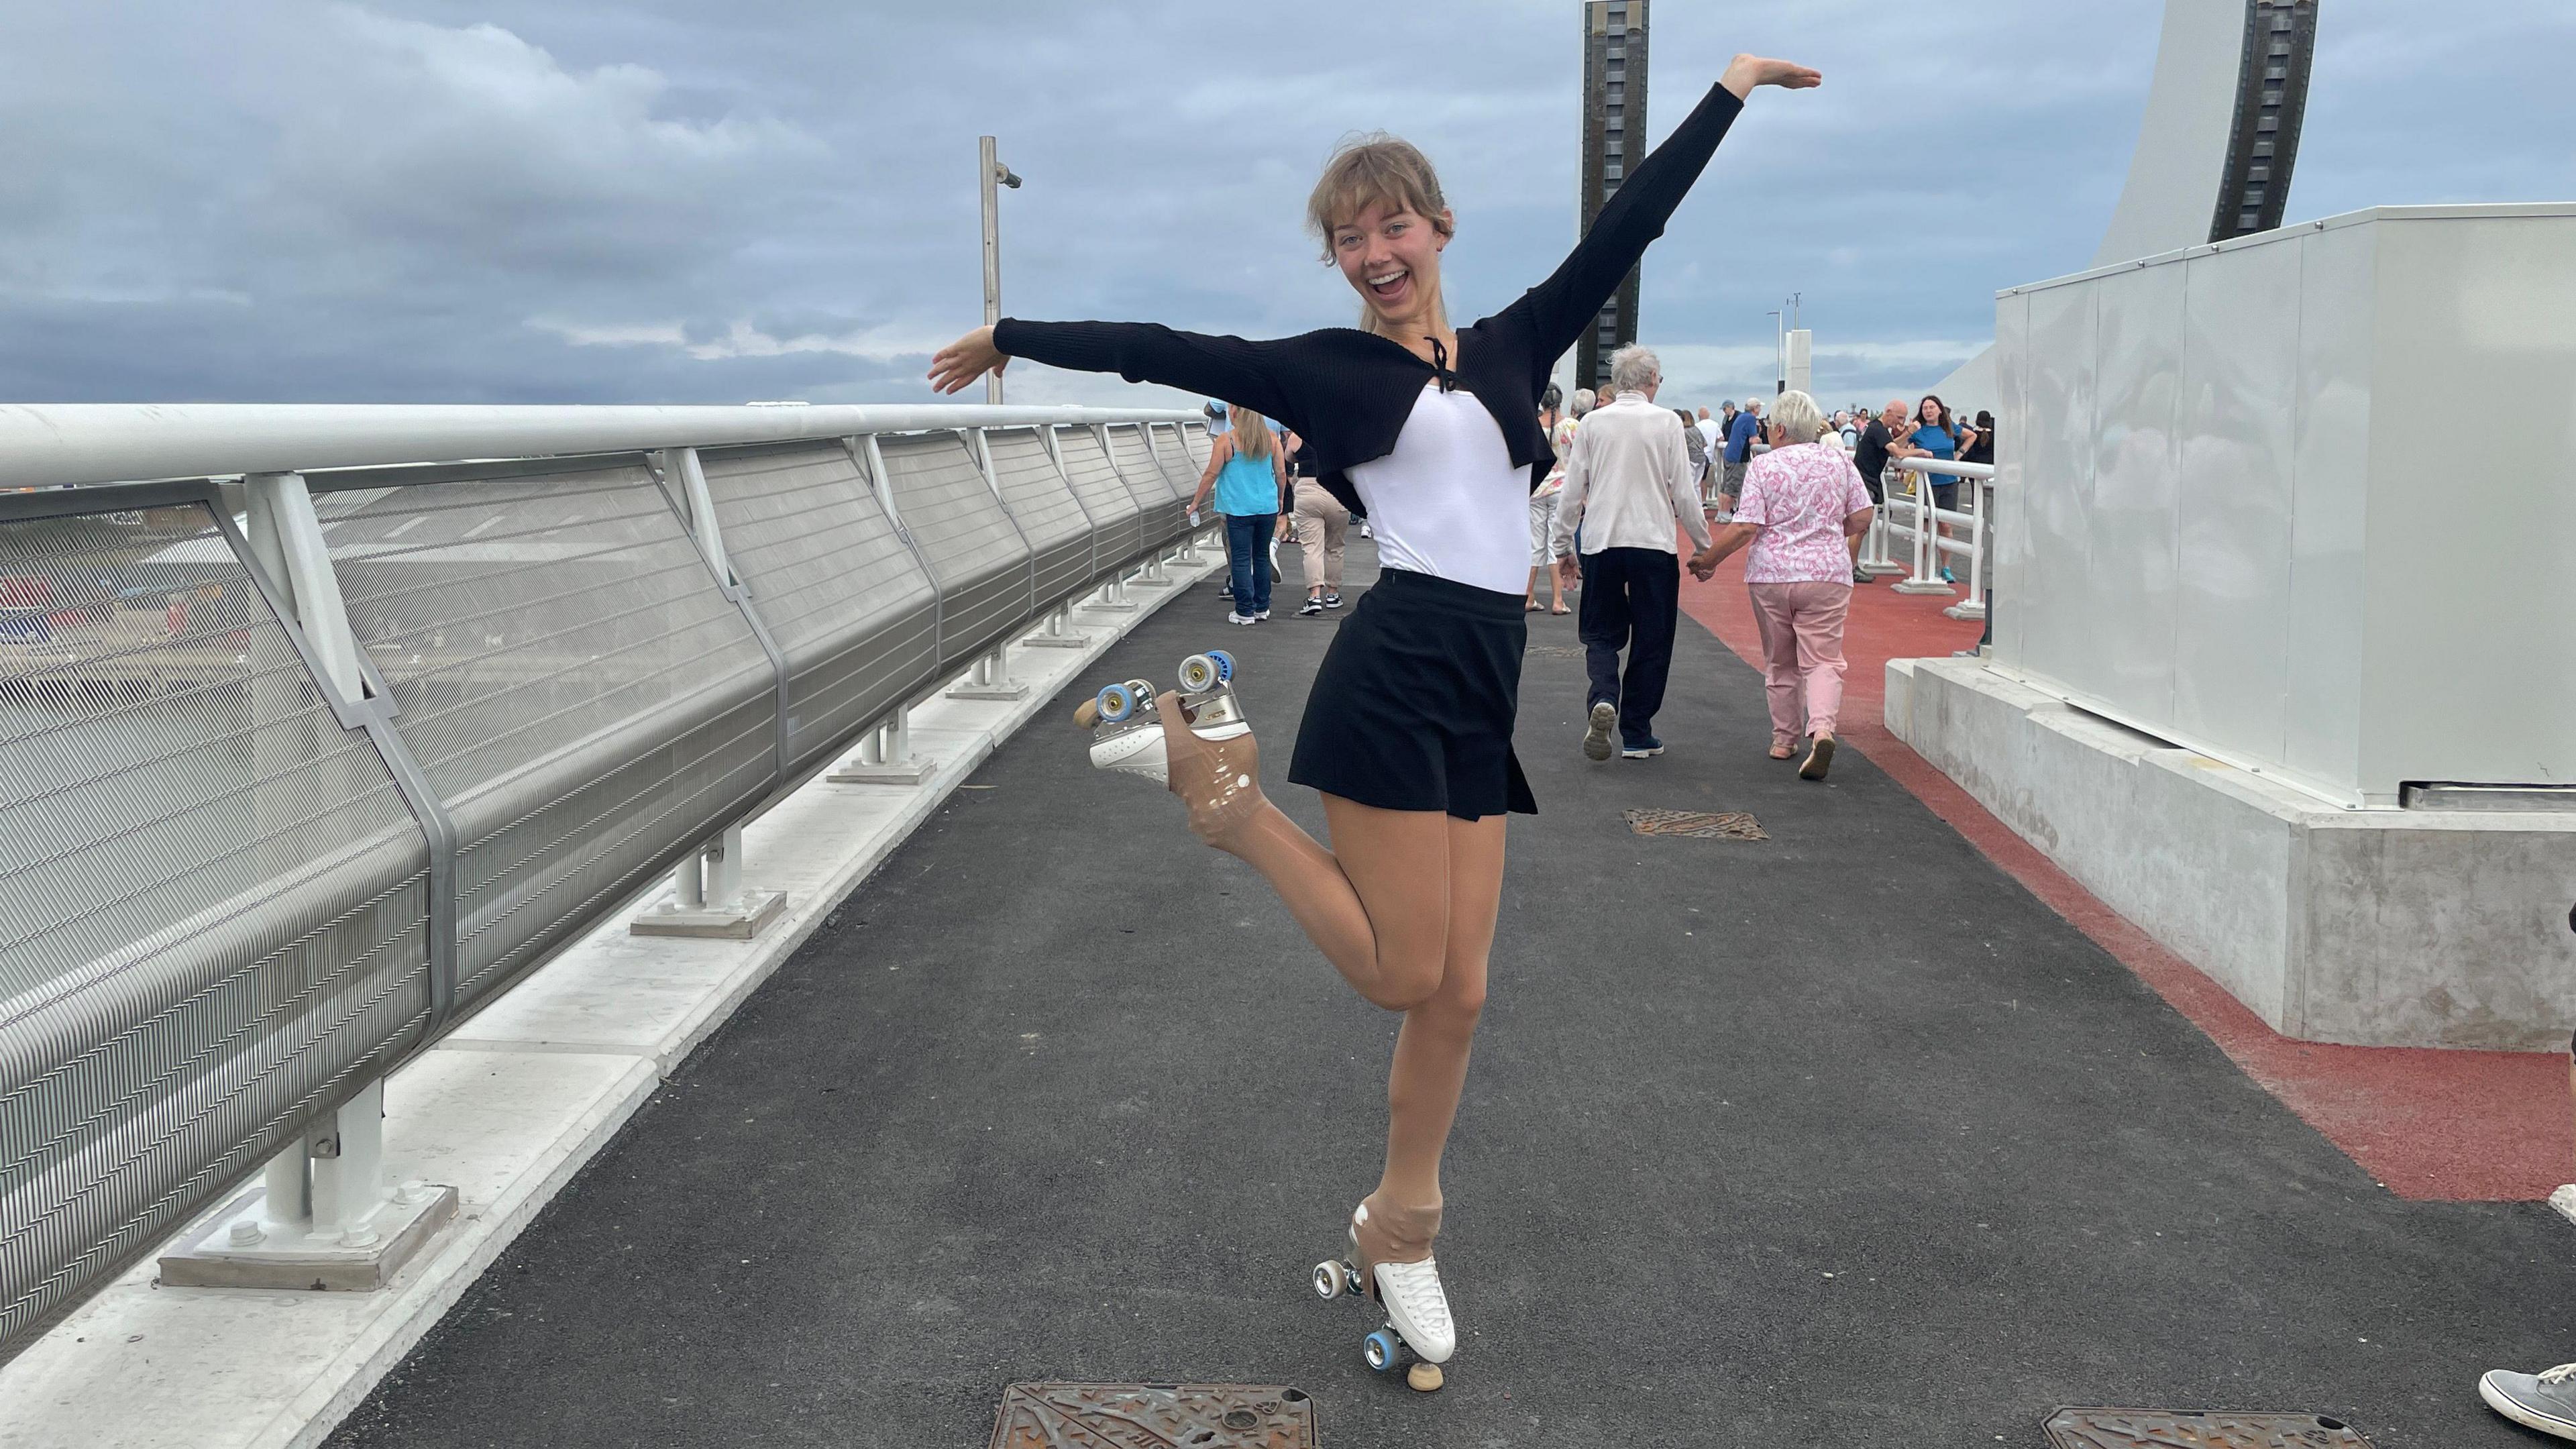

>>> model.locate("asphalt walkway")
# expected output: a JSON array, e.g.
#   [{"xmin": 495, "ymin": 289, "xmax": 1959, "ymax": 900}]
[{"xmin": 327, "ymin": 542, "xmax": 2576, "ymax": 1448}]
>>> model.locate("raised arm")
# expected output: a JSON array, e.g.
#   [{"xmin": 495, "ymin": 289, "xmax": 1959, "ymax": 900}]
[
  {"xmin": 1512, "ymin": 55, "xmax": 1818, "ymax": 360},
  {"xmin": 931, "ymin": 320, "xmax": 1303, "ymax": 433}
]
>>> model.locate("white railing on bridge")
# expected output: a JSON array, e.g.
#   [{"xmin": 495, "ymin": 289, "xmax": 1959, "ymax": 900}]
[
  {"xmin": 1872, "ymin": 457, "xmax": 1993, "ymax": 623},
  {"xmin": 0, "ymin": 400, "xmax": 1214, "ymax": 1354}
]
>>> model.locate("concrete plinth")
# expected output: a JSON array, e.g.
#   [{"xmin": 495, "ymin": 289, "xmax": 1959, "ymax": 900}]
[
  {"xmin": 826, "ymin": 755, "xmax": 935, "ymax": 786},
  {"xmin": 1886, "ymin": 656, "xmax": 2576, "ymax": 1049},
  {"xmin": 947, "ymin": 680, "xmax": 1032, "ymax": 702}
]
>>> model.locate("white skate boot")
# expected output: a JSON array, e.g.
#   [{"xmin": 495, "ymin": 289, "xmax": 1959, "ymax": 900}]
[
  {"xmin": 1075, "ymin": 651, "xmax": 1247, "ymax": 784},
  {"xmin": 1309, "ymin": 1198, "xmax": 1454, "ymax": 1390}
]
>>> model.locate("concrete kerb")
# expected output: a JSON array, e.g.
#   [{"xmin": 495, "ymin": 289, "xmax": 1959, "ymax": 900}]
[{"xmin": 0, "ymin": 545, "xmax": 1226, "ymax": 1449}]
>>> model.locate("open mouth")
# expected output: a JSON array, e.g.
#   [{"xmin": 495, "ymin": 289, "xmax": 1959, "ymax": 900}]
[{"xmin": 1366, "ymin": 267, "xmax": 1409, "ymax": 303}]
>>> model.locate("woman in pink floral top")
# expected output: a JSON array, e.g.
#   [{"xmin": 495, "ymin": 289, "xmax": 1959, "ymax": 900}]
[{"xmin": 1686, "ymin": 390, "xmax": 1876, "ymax": 780}]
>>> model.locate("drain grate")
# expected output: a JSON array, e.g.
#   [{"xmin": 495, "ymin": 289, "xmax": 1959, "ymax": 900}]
[
  {"xmin": 2043, "ymin": 1407, "xmax": 2374, "ymax": 1448},
  {"xmin": 989, "ymin": 1383, "xmax": 1316, "ymax": 1448},
  {"xmin": 1624, "ymin": 808, "xmax": 1767, "ymax": 841}
]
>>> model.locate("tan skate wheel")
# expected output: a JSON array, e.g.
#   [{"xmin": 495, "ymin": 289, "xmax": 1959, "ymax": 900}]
[
  {"xmin": 1406, "ymin": 1362, "xmax": 1444, "ymax": 1393},
  {"xmin": 1072, "ymin": 697, "xmax": 1102, "ymax": 730}
]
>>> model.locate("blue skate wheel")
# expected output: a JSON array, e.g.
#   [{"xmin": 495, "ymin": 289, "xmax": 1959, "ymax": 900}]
[
  {"xmin": 1096, "ymin": 683, "xmax": 1139, "ymax": 723},
  {"xmin": 1208, "ymin": 649, "xmax": 1234, "ymax": 683},
  {"xmin": 1362, "ymin": 1328, "xmax": 1401, "ymax": 1373}
]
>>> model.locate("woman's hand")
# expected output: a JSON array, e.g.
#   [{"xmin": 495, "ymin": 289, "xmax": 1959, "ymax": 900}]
[
  {"xmin": 1720, "ymin": 54, "xmax": 1823, "ymax": 99},
  {"xmin": 927, "ymin": 325, "xmax": 1008, "ymax": 394}
]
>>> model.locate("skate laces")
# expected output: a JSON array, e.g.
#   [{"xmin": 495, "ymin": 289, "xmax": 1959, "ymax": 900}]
[
  {"xmin": 2542, "ymin": 1363, "xmax": 2576, "ymax": 1386},
  {"xmin": 1375, "ymin": 1256, "xmax": 1452, "ymax": 1338}
]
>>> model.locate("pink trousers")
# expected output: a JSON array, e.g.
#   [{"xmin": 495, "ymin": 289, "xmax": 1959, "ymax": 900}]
[{"xmin": 1747, "ymin": 580, "xmax": 1851, "ymax": 743}]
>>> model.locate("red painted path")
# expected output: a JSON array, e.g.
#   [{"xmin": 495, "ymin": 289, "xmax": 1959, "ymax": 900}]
[{"xmin": 1676, "ymin": 550, "xmax": 2572, "ymax": 1202}]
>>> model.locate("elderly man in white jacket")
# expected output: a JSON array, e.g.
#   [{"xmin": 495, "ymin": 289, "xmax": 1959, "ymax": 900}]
[{"xmin": 1550, "ymin": 344, "xmax": 1713, "ymax": 762}]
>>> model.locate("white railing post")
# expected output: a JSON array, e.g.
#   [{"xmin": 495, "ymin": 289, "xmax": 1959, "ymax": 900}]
[
  {"xmin": 635, "ymin": 822, "xmax": 785, "ymax": 938},
  {"xmin": 1891, "ymin": 461, "xmax": 1957, "ymax": 596},
  {"xmin": 1943, "ymin": 480, "xmax": 1989, "ymax": 622},
  {"xmin": 828, "ymin": 702, "xmax": 935, "ymax": 786},
  {"xmin": 948, "ymin": 637, "xmax": 1031, "ymax": 701},
  {"xmin": 1023, "ymin": 601, "xmax": 1091, "ymax": 650}
]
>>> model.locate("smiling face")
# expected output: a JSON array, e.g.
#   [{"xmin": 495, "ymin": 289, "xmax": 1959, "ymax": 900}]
[{"xmin": 1332, "ymin": 198, "xmax": 1450, "ymax": 337}]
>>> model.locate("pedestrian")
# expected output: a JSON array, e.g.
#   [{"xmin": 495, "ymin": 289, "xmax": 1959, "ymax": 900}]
[
  {"xmin": 1720, "ymin": 394, "xmax": 1762, "ymax": 515},
  {"xmin": 1849, "ymin": 398, "xmax": 1903, "ymax": 582},
  {"xmin": 2476, "ymin": 1018, "xmax": 2576, "ymax": 1440},
  {"xmin": 1687, "ymin": 389, "xmax": 1874, "ymax": 781},
  {"xmin": 1191, "ymin": 404, "xmax": 1289, "ymax": 625},
  {"xmin": 1695, "ymin": 405, "xmax": 1721, "ymax": 461},
  {"xmin": 931, "ymin": 54, "xmax": 1824, "ymax": 1376},
  {"xmin": 1960, "ymin": 409, "xmax": 1994, "ymax": 471},
  {"xmin": 1284, "ymin": 427, "xmax": 1348, "ymax": 616},
  {"xmin": 1889, "ymin": 394, "xmax": 1961, "ymax": 583},
  {"xmin": 1676, "ymin": 405, "xmax": 1712, "ymax": 503},
  {"xmin": 1550, "ymin": 344, "xmax": 1713, "ymax": 761},
  {"xmin": 1527, "ymin": 388, "xmax": 1574, "ymax": 614}
]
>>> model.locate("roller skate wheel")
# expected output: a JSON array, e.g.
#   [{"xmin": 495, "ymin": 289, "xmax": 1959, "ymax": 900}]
[
  {"xmin": 1206, "ymin": 649, "xmax": 1234, "ymax": 683},
  {"xmin": 1362, "ymin": 1328, "xmax": 1401, "ymax": 1373},
  {"xmin": 1095, "ymin": 683, "xmax": 1139, "ymax": 724},
  {"xmin": 1179, "ymin": 653, "xmax": 1220, "ymax": 694},
  {"xmin": 1405, "ymin": 1362, "xmax": 1445, "ymax": 1393},
  {"xmin": 1311, "ymin": 1260, "xmax": 1350, "ymax": 1301}
]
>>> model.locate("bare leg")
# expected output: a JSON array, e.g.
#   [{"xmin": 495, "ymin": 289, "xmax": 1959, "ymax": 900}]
[
  {"xmin": 1156, "ymin": 694, "xmax": 1454, "ymax": 1012},
  {"xmin": 1355, "ymin": 814, "xmax": 1502, "ymax": 1277}
]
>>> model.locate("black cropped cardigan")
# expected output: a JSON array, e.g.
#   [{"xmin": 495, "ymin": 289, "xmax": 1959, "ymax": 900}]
[{"xmin": 993, "ymin": 81, "xmax": 1745, "ymax": 519}]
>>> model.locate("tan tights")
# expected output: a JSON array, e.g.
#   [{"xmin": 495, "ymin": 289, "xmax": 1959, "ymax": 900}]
[{"xmin": 1157, "ymin": 697, "xmax": 1499, "ymax": 1260}]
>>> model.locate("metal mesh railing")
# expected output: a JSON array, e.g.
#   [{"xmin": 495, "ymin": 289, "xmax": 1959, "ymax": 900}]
[
  {"xmin": 0, "ymin": 404, "xmax": 1207, "ymax": 1354},
  {"xmin": 0, "ymin": 501, "xmax": 431, "ymax": 1348}
]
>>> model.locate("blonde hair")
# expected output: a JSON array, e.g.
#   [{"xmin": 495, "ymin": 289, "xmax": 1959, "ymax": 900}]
[
  {"xmin": 1770, "ymin": 390, "xmax": 1827, "ymax": 445},
  {"xmin": 1226, "ymin": 406, "xmax": 1275, "ymax": 462},
  {"xmin": 1307, "ymin": 133, "xmax": 1454, "ymax": 339}
]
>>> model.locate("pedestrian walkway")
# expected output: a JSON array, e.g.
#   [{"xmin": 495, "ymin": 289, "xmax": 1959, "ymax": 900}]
[{"xmin": 327, "ymin": 542, "xmax": 2575, "ymax": 1449}]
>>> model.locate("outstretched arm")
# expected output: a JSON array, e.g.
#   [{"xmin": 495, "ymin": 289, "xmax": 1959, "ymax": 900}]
[
  {"xmin": 1514, "ymin": 55, "xmax": 1819, "ymax": 362},
  {"xmin": 930, "ymin": 320, "xmax": 1302, "ymax": 433}
]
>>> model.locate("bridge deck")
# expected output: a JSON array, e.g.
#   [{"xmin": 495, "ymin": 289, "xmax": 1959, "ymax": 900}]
[{"xmin": 326, "ymin": 543, "xmax": 2574, "ymax": 1449}]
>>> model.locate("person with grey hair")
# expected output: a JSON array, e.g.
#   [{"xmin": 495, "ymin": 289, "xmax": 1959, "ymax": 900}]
[
  {"xmin": 1688, "ymin": 388, "xmax": 1874, "ymax": 780},
  {"xmin": 1550, "ymin": 344, "xmax": 1712, "ymax": 759}
]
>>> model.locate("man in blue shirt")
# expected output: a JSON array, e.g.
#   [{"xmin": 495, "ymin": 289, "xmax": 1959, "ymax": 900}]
[{"xmin": 1719, "ymin": 397, "xmax": 1763, "ymax": 516}]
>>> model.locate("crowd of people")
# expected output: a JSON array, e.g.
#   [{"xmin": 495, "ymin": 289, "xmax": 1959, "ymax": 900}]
[{"xmin": 1191, "ymin": 368, "xmax": 1996, "ymax": 784}]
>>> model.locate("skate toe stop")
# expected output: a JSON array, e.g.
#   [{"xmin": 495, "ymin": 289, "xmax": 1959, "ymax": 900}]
[{"xmin": 1406, "ymin": 1362, "xmax": 1444, "ymax": 1393}]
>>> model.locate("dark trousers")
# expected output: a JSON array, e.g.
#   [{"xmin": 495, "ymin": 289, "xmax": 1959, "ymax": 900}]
[
  {"xmin": 1225, "ymin": 513, "xmax": 1276, "ymax": 614},
  {"xmin": 1577, "ymin": 546, "xmax": 1680, "ymax": 747}
]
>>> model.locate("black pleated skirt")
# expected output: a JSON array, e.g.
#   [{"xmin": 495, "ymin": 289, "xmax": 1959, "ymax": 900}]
[{"xmin": 1287, "ymin": 568, "xmax": 1538, "ymax": 820}]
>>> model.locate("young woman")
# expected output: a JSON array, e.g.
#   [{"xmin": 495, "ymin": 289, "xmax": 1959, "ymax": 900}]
[
  {"xmin": 1190, "ymin": 407, "xmax": 1291, "ymax": 624},
  {"xmin": 1892, "ymin": 394, "xmax": 1961, "ymax": 584},
  {"xmin": 1526, "ymin": 386, "xmax": 1569, "ymax": 614},
  {"xmin": 929, "ymin": 53, "xmax": 1822, "ymax": 1371}
]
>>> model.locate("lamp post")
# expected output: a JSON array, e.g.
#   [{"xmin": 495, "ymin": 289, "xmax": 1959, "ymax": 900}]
[
  {"xmin": 979, "ymin": 136, "xmax": 1023, "ymax": 405},
  {"xmin": 1767, "ymin": 309, "xmax": 1783, "ymax": 396}
]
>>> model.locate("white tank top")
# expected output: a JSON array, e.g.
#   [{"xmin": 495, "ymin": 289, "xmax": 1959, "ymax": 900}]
[{"xmin": 1344, "ymin": 384, "xmax": 1531, "ymax": 596}]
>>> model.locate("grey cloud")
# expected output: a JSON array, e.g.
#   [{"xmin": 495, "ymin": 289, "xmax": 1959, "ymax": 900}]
[{"xmin": 1, "ymin": 1, "xmax": 2569, "ymax": 409}]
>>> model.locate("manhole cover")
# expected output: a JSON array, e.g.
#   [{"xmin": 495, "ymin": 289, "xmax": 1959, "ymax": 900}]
[
  {"xmin": 989, "ymin": 1383, "xmax": 1316, "ymax": 1448},
  {"xmin": 2043, "ymin": 1407, "xmax": 2374, "ymax": 1448},
  {"xmin": 1624, "ymin": 808, "xmax": 1767, "ymax": 840}
]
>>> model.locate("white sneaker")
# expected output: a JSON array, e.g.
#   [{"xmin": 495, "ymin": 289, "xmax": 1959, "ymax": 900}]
[
  {"xmin": 1253, "ymin": 609, "xmax": 1271, "ymax": 621},
  {"xmin": 1372, "ymin": 1256, "xmax": 1456, "ymax": 1364},
  {"xmin": 1226, "ymin": 612, "xmax": 1256, "ymax": 626}
]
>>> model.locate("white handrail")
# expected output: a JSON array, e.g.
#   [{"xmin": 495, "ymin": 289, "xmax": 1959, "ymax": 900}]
[
  {"xmin": 0, "ymin": 402, "xmax": 1201, "ymax": 492},
  {"xmin": 1892, "ymin": 456, "xmax": 1994, "ymax": 481}
]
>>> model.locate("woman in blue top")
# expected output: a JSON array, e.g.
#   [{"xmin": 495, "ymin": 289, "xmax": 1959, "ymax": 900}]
[
  {"xmin": 1894, "ymin": 394, "xmax": 1962, "ymax": 584},
  {"xmin": 1191, "ymin": 407, "xmax": 1290, "ymax": 623}
]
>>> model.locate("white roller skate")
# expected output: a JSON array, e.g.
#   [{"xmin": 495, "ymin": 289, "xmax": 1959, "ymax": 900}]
[
  {"xmin": 1075, "ymin": 650, "xmax": 1248, "ymax": 784},
  {"xmin": 1310, "ymin": 1199, "xmax": 1454, "ymax": 1391}
]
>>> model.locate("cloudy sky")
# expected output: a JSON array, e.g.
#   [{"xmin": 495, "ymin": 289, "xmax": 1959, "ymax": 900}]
[{"xmin": 3, "ymin": 1, "xmax": 2569, "ymax": 412}]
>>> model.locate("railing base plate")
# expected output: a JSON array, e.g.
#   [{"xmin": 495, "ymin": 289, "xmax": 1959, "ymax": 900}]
[
  {"xmin": 159, "ymin": 1184, "xmax": 459, "ymax": 1293},
  {"xmin": 631, "ymin": 890, "xmax": 788, "ymax": 941}
]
